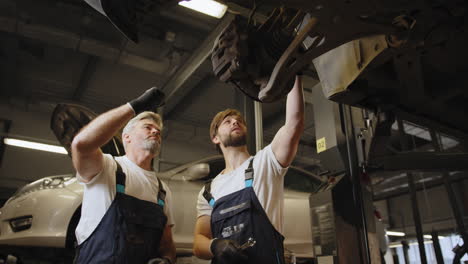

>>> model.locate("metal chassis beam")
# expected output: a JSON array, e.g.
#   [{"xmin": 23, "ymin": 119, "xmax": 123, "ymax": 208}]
[
  {"xmin": 373, "ymin": 172, "xmax": 468, "ymax": 201},
  {"xmin": 375, "ymin": 152, "xmax": 468, "ymax": 171}
]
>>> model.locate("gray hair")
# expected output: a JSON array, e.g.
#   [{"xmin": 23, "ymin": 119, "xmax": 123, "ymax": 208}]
[{"xmin": 122, "ymin": 111, "xmax": 163, "ymax": 149}]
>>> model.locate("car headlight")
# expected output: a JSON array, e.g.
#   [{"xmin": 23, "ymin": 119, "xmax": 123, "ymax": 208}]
[
  {"xmin": 41, "ymin": 177, "xmax": 67, "ymax": 189},
  {"xmin": 8, "ymin": 176, "xmax": 72, "ymax": 203}
]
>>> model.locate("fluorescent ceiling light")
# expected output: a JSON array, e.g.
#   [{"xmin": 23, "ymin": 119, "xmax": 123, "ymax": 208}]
[
  {"xmin": 178, "ymin": 0, "xmax": 227, "ymax": 19},
  {"xmin": 4, "ymin": 138, "xmax": 67, "ymax": 155},
  {"xmin": 389, "ymin": 241, "xmax": 434, "ymax": 248},
  {"xmin": 423, "ymin": 235, "xmax": 445, "ymax": 239},
  {"xmin": 386, "ymin": 231, "xmax": 406, "ymax": 237},
  {"xmin": 410, "ymin": 241, "xmax": 433, "ymax": 245},
  {"xmin": 388, "ymin": 243, "xmax": 403, "ymax": 248}
]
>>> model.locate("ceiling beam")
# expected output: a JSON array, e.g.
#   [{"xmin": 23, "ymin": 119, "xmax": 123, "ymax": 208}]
[
  {"xmin": 0, "ymin": 16, "xmax": 172, "ymax": 75},
  {"xmin": 161, "ymin": 12, "xmax": 235, "ymax": 115},
  {"xmin": 165, "ymin": 75, "xmax": 214, "ymax": 120},
  {"xmin": 72, "ymin": 55, "xmax": 98, "ymax": 101}
]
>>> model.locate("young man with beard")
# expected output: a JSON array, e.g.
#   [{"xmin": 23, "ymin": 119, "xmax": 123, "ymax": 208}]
[
  {"xmin": 72, "ymin": 88, "xmax": 176, "ymax": 264},
  {"xmin": 193, "ymin": 75, "xmax": 304, "ymax": 264}
]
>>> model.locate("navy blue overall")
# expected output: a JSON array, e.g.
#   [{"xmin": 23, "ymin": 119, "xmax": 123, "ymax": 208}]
[
  {"xmin": 204, "ymin": 158, "xmax": 285, "ymax": 264},
  {"xmin": 75, "ymin": 160, "xmax": 168, "ymax": 264}
]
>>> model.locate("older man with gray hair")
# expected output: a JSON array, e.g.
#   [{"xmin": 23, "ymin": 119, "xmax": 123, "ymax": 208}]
[{"xmin": 71, "ymin": 87, "xmax": 176, "ymax": 264}]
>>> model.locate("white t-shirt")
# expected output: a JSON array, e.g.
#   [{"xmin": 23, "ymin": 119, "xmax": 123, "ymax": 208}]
[
  {"xmin": 196, "ymin": 145, "xmax": 288, "ymax": 233},
  {"xmin": 75, "ymin": 154, "xmax": 175, "ymax": 245}
]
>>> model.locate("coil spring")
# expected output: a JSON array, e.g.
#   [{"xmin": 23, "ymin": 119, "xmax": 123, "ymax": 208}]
[{"xmin": 262, "ymin": 28, "xmax": 294, "ymax": 61}]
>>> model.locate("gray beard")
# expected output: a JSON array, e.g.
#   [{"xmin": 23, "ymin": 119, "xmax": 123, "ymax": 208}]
[
  {"xmin": 141, "ymin": 139, "xmax": 161, "ymax": 155},
  {"xmin": 221, "ymin": 133, "xmax": 247, "ymax": 148}
]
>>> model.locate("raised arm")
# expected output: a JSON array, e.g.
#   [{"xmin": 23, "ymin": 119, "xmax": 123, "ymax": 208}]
[
  {"xmin": 271, "ymin": 75, "xmax": 305, "ymax": 167},
  {"xmin": 71, "ymin": 87, "xmax": 165, "ymax": 182},
  {"xmin": 71, "ymin": 105, "xmax": 134, "ymax": 182}
]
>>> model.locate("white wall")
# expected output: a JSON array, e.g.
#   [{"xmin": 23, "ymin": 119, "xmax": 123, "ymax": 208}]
[
  {"xmin": 159, "ymin": 120, "xmax": 217, "ymax": 171},
  {"xmin": 0, "ymin": 101, "xmax": 73, "ymax": 191}
]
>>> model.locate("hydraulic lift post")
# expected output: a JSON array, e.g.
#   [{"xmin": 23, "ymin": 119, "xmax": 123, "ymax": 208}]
[{"xmin": 311, "ymin": 84, "xmax": 380, "ymax": 263}]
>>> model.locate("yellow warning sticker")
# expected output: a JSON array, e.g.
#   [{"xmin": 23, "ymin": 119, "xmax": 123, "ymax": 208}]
[{"xmin": 316, "ymin": 137, "xmax": 327, "ymax": 153}]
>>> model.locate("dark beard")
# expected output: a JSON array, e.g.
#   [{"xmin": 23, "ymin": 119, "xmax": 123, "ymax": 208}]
[{"xmin": 221, "ymin": 133, "xmax": 247, "ymax": 148}]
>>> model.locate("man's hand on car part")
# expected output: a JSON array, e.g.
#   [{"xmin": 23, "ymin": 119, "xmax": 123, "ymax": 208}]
[
  {"xmin": 210, "ymin": 238, "xmax": 248, "ymax": 264},
  {"xmin": 128, "ymin": 87, "xmax": 165, "ymax": 114},
  {"xmin": 147, "ymin": 257, "xmax": 172, "ymax": 264}
]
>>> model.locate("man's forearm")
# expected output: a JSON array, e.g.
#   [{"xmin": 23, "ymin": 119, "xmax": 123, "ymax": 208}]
[
  {"xmin": 159, "ymin": 244, "xmax": 176, "ymax": 264},
  {"xmin": 159, "ymin": 225, "xmax": 176, "ymax": 263},
  {"xmin": 285, "ymin": 75, "xmax": 305, "ymax": 133},
  {"xmin": 270, "ymin": 75, "xmax": 305, "ymax": 167},
  {"xmin": 72, "ymin": 104, "xmax": 134, "ymax": 154},
  {"xmin": 193, "ymin": 234, "xmax": 214, "ymax": 260},
  {"xmin": 193, "ymin": 215, "xmax": 214, "ymax": 259},
  {"xmin": 71, "ymin": 104, "xmax": 134, "ymax": 180}
]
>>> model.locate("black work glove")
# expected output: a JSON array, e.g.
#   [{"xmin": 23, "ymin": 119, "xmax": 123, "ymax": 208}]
[
  {"xmin": 211, "ymin": 238, "xmax": 248, "ymax": 264},
  {"xmin": 147, "ymin": 257, "xmax": 172, "ymax": 264},
  {"xmin": 128, "ymin": 87, "xmax": 165, "ymax": 114}
]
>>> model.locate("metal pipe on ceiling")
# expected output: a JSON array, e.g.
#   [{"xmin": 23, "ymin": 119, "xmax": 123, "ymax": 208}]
[{"xmin": 0, "ymin": 15, "xmax": 174, "ymax": 75}]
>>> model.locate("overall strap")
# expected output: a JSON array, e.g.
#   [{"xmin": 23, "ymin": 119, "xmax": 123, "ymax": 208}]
[
  {"xmin": 203, "ymin": 180, "xmax": 215, "ymax": 207},
  {"xmin": 203, "ymin": 157, "xmax": 254, "ymax": 207},
  {"xmin": 156, "ymin": 177, "xmax": 166, "ymax": 207},
  {"xmin": 244, "ymin": 157, "xmax": 254, "ymax": 187},
  {"xmin": 114, "ymin": 157, "xmax": 166, "ymax": 207},
  {"xmin": 115, "ymin": 159, "xmax": 126, "ymax": 194}
]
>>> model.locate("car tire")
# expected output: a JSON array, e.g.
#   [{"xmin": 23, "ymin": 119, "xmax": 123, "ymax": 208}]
[{"xmin": 65, "ymin": 206, "xmax": 81, "ymax": 250}]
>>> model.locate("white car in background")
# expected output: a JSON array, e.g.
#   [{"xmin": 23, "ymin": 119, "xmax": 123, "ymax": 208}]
[
  {"xmin": 0, "ymin": 104, "xmax": 328, "ymax": 263},
  {"xmin": 0, "ymin": 156, "xmax": 325, "ymax": 261}
]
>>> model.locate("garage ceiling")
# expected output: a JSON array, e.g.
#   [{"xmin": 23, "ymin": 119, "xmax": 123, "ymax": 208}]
[
  {"xmin": 0, "ymin": 0, "xmax": 319, "ymax": 172},
  {"xmin": 0, "ymin": 0, "xmax": 213, "ymax": 111}
]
